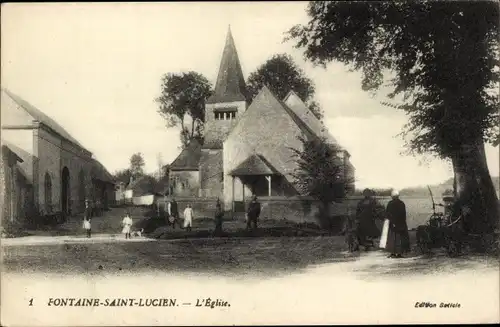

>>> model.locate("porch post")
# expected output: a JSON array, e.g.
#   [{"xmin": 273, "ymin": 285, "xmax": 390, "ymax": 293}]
[
  {"xmin": 266, "ymin": 175, "xmax": 272, "ymax": 197},
  {"xmin": 232, "ymin": 176, "xmax": 235, "ymax": 215},
  {"xmin": 242, "ymin": 177, "xmax": 245, "ymax": 211}
]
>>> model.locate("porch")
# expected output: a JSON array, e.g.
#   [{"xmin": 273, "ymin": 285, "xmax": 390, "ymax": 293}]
[{"xmin": 228, "ymin": 154, "xmax": 296, "ymax": 213}]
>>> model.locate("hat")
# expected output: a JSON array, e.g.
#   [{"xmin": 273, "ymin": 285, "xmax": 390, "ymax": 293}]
[{"xmin": 391, "ymin": 189, "xmax": 400, "ymax": 197}]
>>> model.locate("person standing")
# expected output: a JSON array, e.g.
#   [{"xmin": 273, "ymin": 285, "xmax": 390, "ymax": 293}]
[
  {"xmin": 214, "ymin": 198, "xmax": 224, "ymax": 236},
  {"xmin": 83, "ymin": 217, "xmax": 91, "ymax": 238},
  {"xmin": 183, "ymin": 204, "xmax": 193, "ymax": 232},
  {"xmin": 122, "ymin": 212, "xmax": 133, "ymax": 239},
  {"xmin": 355, "ymin": 189, "xmax": 384, "ymax": 251},
  {"xmin": 167, "ymin": 198, "xmax": 180, "ymax": 229},
  {"xmin": 246, "ymin": 195, "xmax": 261, "ymax": 230},
  {"xmin": 385, "ymin": 190, "xmax": 409, "ymax": 258}
]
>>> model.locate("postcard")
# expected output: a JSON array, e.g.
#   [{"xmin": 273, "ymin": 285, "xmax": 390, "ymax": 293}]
[{"xmin": 1, "ymin": 2, "xmax": 499, "ymax": 326}]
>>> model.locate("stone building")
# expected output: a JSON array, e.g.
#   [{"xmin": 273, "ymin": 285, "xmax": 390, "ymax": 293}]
[
  {"xmin": 169, "ymin": 139, "xmax": 202, "ymax": 197},
  {"xmin": 0, "ymin": 89, "xmax": 115, "ymax": 225},
  {"xmin": 168, "ymin": 28, "xmax": 355, "ymax": 218}
]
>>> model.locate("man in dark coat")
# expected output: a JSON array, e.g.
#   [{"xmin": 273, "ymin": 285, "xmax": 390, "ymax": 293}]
[
  {"xmin": 356, "ymin": 189, "xmax": 384, "ymax": 250},
  {"xmin": 385, "ymin": 190, "xmax": 409, "ymax": 258},
  {"xmin": 214, "ymin": 198, "xmax": 224, "ymax": 236},
  {"xmin": 168, "ymin": 197, "xmax": 180, "ymax": 229},
  {"xmin": 246, "ymin": 195, "xmax": 261, "ymax": 230}
]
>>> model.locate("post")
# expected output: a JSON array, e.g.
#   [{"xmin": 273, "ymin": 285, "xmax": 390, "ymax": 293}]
[
  {"xmin": 242, "ymin": 177, "xmax": 245, "ymax": 211},
  {"xmin": 266, "ymin": 175, "xmax": 271, "ymax": 197},
  {"xmin": 232, "ymin": 176, "xmax": 235, "ymax": 215}
]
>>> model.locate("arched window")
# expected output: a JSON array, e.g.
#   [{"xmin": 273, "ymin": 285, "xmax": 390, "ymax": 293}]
[{"xmin": 44, "ymin": 173, "xmax": 52, "ymax": 213}]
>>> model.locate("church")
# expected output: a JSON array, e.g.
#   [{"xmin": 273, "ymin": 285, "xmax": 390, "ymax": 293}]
[
  {"xmin": 1, "ymin": 89, "xmax": 115, "ymax": 226},
  {"xmin": 169, "ymin": 28, "xmax": 355, "ymax": 216}
]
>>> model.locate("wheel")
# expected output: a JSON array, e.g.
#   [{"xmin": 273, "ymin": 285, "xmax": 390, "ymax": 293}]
[{"xmin": 416, "ymin": 226, "xmax": 431, "ymax": 254}]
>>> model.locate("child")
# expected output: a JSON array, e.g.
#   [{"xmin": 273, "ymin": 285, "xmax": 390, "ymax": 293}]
[
  {"xmin": 183, "ymin": 204, "xmax": 193, "ymax": 232},
  {"xmin": 83, "ymin": 218, "xmax": 91, "ymax": 238},
  {"xmin": 122, "ymin": 212, "xmax": 133, "ymax": 239}
]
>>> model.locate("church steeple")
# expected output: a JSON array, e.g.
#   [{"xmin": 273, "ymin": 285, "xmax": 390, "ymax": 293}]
[{"xmin": 207, "ymin": 26, "xmax": 247, "ymax": 104}]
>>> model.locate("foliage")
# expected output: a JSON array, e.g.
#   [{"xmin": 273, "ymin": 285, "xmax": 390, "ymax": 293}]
[
  {"xmin": 247, "ymin": 53, "xmax": 324, "ymax": 121},
  {"xmin": 113, "ymin": 168, "xmax": 132, "ymax": 185},
  {"xmin": 156, "ymin": 71, "xmax": 213, "ymax": 148},
  {"xmin": 286, "ymin": 1, "xmax": 499, "ymax": 157},
  {"xmin": 129, "ymin": 174, "xmax": 158, "ymax": 196},
  {"xmin": 129, "ymin": 153, "xmax": 145, "ymax": 178},
  {"xmin": 291, "ymin": 135, "xmax": 349, "ymax": 203}
]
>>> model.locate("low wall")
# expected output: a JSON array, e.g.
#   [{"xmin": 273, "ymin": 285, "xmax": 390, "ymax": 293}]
[
  {"xmin": 133, "ymin": 195, "xmax": 156, "ymax": 206},
  {"xmin": 157, "ymin": 195, "xmax": 442, "ymax": 230}
]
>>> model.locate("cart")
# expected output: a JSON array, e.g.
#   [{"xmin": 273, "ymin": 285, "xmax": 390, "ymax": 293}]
[{"xmin": 415, "ymin": 188, "xmax": 464, "ymax": 256}]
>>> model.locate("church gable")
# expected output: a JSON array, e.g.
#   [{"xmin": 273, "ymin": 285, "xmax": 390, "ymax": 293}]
[{"xmin": 224, "ymin": 86, "xmax": 309, "ymax": 184}]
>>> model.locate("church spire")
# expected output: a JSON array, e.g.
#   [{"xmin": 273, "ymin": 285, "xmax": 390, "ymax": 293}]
[{"xmin": 207, "ymin": 26, "xmax": 247, "ymax": 104}]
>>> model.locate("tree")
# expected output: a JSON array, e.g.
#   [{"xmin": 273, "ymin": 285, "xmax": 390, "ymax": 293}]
[
  {"xmin": 291, "ymin": 135, "xmax": 350, "ymax": 229},
  {"xmin": 246, "ymin": 53, "xmax": 324, "ymax": 121},
  {"xmin": 113, "ymin": 168, "xmax": 132, "ymax": 185},
  {"xmin": 287, "ymin": 1, "xmax": 499, "ymax": 235},
  {"xmin": 130, "ymin": 152, "xmax": 145, "ymax": 178},
  {"xmin": 156, "ymin": 71, "xmax": 213, "ymax": 148}
]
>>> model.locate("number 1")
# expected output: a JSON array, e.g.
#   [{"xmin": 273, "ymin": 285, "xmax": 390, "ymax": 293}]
[{"xmin": 29, "ymin": 298, "xmax": 33, "ymax": 306}]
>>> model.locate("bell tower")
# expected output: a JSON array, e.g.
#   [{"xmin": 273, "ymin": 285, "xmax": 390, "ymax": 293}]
[{"xmin": 199, "ymin": 26, "xmax": 248, "ymax": 197}]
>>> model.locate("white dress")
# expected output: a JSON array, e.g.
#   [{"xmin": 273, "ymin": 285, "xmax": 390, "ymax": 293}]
[
  {"xmin": 122, "ymin": 216, "xmax": 133, "ymax": 234},
  {"xmin": 183, "ymin": 208, "xmax": 193, "ymax": 228},
  {"xmin": 379, "ymin": 219, "xmax": 390, "ymax": 249}
]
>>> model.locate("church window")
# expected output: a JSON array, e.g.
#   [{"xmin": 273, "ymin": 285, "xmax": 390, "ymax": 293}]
[
  {"xmin": 214, "ymin": 109, "xmax": 237, "ymax": 120},
  {"xmin": 44, "ymin": 173, "xmax": 52, "ymax": 213}
]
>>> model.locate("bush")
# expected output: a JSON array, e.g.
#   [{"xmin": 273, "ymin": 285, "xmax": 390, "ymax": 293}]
[{"xmin": 1, "ymin": 220, "xmax": 30, "ymax": 238}]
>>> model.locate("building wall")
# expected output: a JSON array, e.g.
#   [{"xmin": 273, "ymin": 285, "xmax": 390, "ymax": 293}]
[
  {"xmin": 223, "ymin": 90, "xmax": 308, "ymax": 208},
  {"xmin": 199, "ymin": 149, "xmax": 224, "ymax": 198},
  {"xmin": 37, "ymin": 126, "xmax": 93, "ymax": 215},
  {"xmin": 169, "ymin": 170, "xmax": 200, "ymax": 197},
  {"xmin": 204, "ymin": 100, "xmax": 247, "ymax": 146}
]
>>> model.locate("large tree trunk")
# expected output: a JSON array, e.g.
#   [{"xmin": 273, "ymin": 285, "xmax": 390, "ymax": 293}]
[{"xmin": 451, "ymin": 140, "xmax": 499, "ymax": 235}]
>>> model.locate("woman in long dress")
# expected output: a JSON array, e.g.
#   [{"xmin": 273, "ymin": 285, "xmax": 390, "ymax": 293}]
[
  {"xmin": 385, "ymin": 190, "xmax": 409, "ymax": 258},
  {"xmin": 122, "ymin": 212, "xmax": 133, "ymax": 239}
]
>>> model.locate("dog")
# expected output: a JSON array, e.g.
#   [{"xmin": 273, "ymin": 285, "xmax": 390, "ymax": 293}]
[
  {"xmin": 132, "ymin": 228, "xmax": 144, "ymax": 237},
  {"xmin": 343, "ymin": 217, "xmax": 359, "ymax": 252}
]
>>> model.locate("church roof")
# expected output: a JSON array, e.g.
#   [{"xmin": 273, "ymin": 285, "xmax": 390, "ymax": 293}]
[
  {"xmin": 283, "ymin": 90, "xmax": 341, "ymax": 147},
  {"xmin": 229, "ymin": 154, "xmax": 281, "ymax": 176},
  {"xmin": 1, "ymin": 89, "xmax": 89, "ymax": 153},
  {"xmin": 170, "ymin": 139, "xmax": 202, "ymax": 171},
  {"xmin": 206, "ymin": 27, "xmax": 248, "ymax": 104}
]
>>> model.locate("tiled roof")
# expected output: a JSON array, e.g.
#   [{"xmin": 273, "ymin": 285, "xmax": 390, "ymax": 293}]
[
  {"xmin": 90, "ymin": 158, "xmax": 115, "ymax": 183},
  {"xmin": 283, "ymin": 90, "xmax": 340, "ymax": 147},
  {"xmin": 229, "ymin": 154, "xmax": 281, "ymax": 176},
  {"xmin": 1, "ymin": 140, "xmax": 33, "ymax": 184},
  {"xmin": 2, "ymin": 89, "xmax": 88, "ymax": 152},
  {"xmin": 170, "ymin": 139, "xmax": 202, "ymax": 170},
  {"xmin": 206, "ymin": 27, "xmax": 248, "ymax": 104}
]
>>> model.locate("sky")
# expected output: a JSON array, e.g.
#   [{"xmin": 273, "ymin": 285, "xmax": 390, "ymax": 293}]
[{"xmin": 2, "ymin": 2, "xmax": 498, "ymax": 190}]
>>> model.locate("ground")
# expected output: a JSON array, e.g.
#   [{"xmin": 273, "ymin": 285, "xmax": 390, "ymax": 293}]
[{"xmin": 2, "ymin": 206, "xmax": 499, "ymax": 325}]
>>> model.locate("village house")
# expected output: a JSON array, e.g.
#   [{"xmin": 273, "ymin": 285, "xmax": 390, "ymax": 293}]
[
  {"xmin": 0, "ymin": 89, "xmax": 115, "ymax": 226},
  {"xmin": 168, "ymin": 28, "xmax": 355, "ymax": 220}
]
